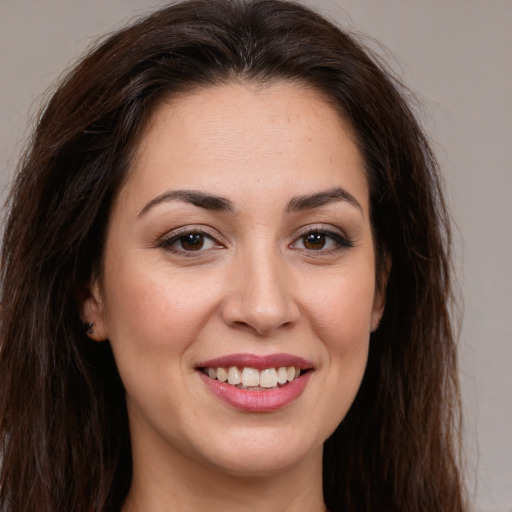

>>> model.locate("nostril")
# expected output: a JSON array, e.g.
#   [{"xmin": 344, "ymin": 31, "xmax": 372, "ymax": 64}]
[{"xmin": 232, "ymin": 320, "xmax": 251, "ymax": 330}]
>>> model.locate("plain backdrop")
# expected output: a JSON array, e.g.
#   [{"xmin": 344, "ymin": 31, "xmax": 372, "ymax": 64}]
[{"xmin": 0, "ymin": 1, "xmax": 511, "ymax": 511}]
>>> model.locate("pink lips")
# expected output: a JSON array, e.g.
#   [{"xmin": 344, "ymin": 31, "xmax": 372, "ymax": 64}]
[
  {"xmin": 197, "ymin": 353, "xmax": 313, "ymax": 412},
  {"xmin": 198, "ymin": 353, "xmax": 312, "ymax": 370}
]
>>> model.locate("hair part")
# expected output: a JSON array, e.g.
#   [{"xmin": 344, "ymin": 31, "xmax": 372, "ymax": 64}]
[{"xmin": 0, "ymin": 1, "xmax": 464, "ymax": 511}]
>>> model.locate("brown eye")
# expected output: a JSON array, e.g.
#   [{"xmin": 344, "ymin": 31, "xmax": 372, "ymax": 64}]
[
  {"xmin": 159, "ymin": 229, "xmax": 222, "ymax": 254},
  {"xmin": 179, "ymin": 233, "xmax": 205, "ymax": 251},
  {"xmin": 302, "ymin": 233, "xmax": 327, "ymax": 250},
  {"xmin": 290, "ymin": 228, "xmax": 354, "ymax": 253}
]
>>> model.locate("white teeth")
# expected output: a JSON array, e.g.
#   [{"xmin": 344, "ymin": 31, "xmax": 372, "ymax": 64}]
[
  {"xmin": 241, "ymin": 367, "xmax": 260, "ymax": 387},
  {"xmin": 260, "ymin": 368, "xmax": 278, "ymax": 388},
  {"xmin": 276, "ymin": 367, "xmax": 288, "ymax": 384},
  {"xmin": 227, "ymin": 366, "xmax": 241, "ymax": 385},
  {"xmin": 216, "ymin": 367, "xmax": 228, "ymax": 382},
  {"xmin": 206, "ymin": 365, "xmax": 305, "ymax": 388}
]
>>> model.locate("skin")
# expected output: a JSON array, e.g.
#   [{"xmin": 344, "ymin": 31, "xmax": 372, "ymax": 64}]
[{"xmin": 83, "ymin": 81, "xmax": 386, "ymax": 511}]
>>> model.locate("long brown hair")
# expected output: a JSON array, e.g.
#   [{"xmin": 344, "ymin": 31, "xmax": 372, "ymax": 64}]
[{"xmin": 0, "ymin": 1, "xmax": 464, "ymax": 510}]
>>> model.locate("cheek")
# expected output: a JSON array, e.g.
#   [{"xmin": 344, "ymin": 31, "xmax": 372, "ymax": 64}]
[
  {"xmin": 302, "ymin": 267, "xmax": 376, "ymax": 349},
  {"xmin": 99, "ymin": 261, "xmax": 223, "ymax": 418},
  {"xmin": 101, "ymin": 256, "xmax": 223, "ymax": 362},
  {"xmin": 300, "ymin": 266, "xmax": 374, "ymax": 423}
]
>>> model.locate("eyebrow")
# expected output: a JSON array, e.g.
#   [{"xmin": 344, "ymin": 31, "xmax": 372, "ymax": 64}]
[
  {"xmin": 138, "ymin": 186, "xmax": 362, "ymax": 218},
  {"xmin": 285, "ymin": 187, "xmax": 362, "ymax": 214},
  {"xmin": 138, "ymin": 189, "xmax": 234, "ymax": 217}
]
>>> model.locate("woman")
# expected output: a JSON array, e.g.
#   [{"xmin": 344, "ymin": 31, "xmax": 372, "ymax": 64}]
[{"xmin": 0, "ymin": 0, "xmax": 465, "ymax": 511}]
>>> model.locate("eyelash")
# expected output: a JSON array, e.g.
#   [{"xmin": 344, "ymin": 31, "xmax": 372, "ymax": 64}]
[
  {"xmin": 157, "ymin": 226, "xmax": 223, "ymax": 256},
  {"xmin": 157, "ymin": 225, "xmax": 354, "ymax": 256},
  {"xmin": 290, "ymin": 226, "xmax": 354, "ymax": 253}
]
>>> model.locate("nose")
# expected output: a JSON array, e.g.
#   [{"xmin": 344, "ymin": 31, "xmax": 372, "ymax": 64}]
[{"xmin": 221, "ymin": 248, "xmax": 300, "ymax": 336}]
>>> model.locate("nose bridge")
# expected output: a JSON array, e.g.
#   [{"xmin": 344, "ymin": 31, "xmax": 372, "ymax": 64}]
[{"xmin": 222, "ymin": 236, "xmax": 299, "ymax": 335}]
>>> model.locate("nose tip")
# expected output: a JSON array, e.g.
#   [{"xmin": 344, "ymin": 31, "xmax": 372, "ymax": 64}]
[
  {"xmin": 223, "ymin": 299, "xmax": 298, "ymax": 336},
  {"xmin": 221, "ymin": 259, "xmax": 299, "ymax": 336}
]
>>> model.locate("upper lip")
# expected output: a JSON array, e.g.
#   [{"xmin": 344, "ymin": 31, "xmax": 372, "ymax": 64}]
[{"xmin": 196, "ymin": 353, "xmax": 314, "ymax": 370}]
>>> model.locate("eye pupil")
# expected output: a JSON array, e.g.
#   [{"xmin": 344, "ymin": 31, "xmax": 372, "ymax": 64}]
[
  {"xmin": 181, "ymin": 233, "xmax": 204, "ymax": 251},
  {"xmin": 303, "ymin": 233, "xmax": 326, "ymax": 250}
]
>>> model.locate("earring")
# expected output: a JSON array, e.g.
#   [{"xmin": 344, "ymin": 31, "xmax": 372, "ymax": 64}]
[{"xmin": 83, "ymin": 322, "xmax": 94, "ymax": 335}]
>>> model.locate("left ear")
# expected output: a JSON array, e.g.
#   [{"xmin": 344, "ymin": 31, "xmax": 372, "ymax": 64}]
[
  {"xmin": 371, "ymin": 255, "xmax": 391, "ymax": 332},
  {"xmin": 78, "ymin": 277, "xmax": 108, "ymax": 342}
]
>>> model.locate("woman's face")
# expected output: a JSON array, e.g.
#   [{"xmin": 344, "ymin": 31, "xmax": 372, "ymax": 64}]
[{"xmin": 84, "ymin": 81, "xmax": 385, "ymax": 478}]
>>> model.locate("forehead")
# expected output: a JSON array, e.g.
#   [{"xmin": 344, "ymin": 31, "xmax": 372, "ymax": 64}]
[{"xmin": 120, "ymin": 80, "xmax": 369, "ymax": 215}]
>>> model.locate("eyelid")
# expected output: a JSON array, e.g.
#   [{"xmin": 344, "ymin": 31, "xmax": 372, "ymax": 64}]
[
  {"xmin": 157, "ymin": 225, "xmax": 226, "ymax": 253},
  {"xmin": 290, "ymin": 223, "xmax": 354, "ymax": 251},
  {"xmin": 294, "ymin": 223, "xmax": 348, "ymax": 239}
]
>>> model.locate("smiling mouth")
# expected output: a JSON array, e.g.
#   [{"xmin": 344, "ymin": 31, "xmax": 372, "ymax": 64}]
[
  {"xmin": 200, "ymin": 366, "xmax": 309, "ymax": 391},
  {"xmin": 197, "ymin": 354, "xmax": 314, "ymax": 411}
]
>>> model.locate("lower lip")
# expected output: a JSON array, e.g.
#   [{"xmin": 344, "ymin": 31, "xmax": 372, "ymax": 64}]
[{"xmin": 199, "ymin": 371, "xmax": 312, "ymax": 412}]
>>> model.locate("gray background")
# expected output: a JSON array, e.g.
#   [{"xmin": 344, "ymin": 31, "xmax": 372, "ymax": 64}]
[{"xmin": 0, "ymin": 1, "xmax": 510, "ymax": 510}]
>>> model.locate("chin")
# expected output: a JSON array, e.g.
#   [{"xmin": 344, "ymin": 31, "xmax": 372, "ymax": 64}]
[{"xmin": 186, "ymin": 421, "xmax": 328, "ymax": 479}]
